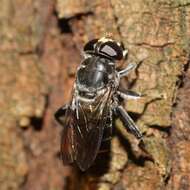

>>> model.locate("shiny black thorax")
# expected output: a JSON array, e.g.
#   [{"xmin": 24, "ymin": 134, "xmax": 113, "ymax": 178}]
[{"xmin": 77, "ymin": 56, "xmax": 115, "ymax": 95}]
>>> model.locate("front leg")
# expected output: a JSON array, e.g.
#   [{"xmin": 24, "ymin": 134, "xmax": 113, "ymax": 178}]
[
  {"xmin": 118, "ymin": 63, "xmax": 137, "ymax": 78},
  {"xmin": 54, "ymin": 104, "xmax": 69, "ymax": 125},
  {"xmin": 114, "ymin": 105, "xmax": 143, "ymax": 139}
]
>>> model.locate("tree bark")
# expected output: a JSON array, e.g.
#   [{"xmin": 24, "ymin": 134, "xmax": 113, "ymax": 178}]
[{"xmin": 0, "ymin": 0, "xmax": 190, "ymax": 190}]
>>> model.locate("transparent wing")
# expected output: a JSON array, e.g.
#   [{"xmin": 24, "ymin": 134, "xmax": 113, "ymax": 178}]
[
  {"xmin": 60, "ymin": 88, "xmax": 112, "ymax": 171},
  {"xmin": 60, "ymin": 107, "xmax": 75, "ymax": 164}
]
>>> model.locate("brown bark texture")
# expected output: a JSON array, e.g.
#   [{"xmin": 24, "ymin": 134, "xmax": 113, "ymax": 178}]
[{"xmin": 0, "ymin": 0, "xmax": 190, "ymax": 190}]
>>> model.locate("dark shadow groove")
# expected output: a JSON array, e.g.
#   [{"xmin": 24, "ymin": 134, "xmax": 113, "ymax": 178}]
[
  {"xmin": 31, "ymin": 95, "xmax": 49, "ymax": 131},
  {"xmin": 54, "ymin": 10, "xmax": 93, "ymax": 34},
  {"xmin": 53, "ymin": 10, "xmax": 73, "ymax": 34},
  {"xmin": 176, "ymin": 56, "xmax": 190, "ymax": 89},
  {"xmin": 57, "ymin": 17, "xmax": 73, "ymax": 34},
  {"xmin": 149, "ymin": 125, "xmax": 171, "ymax": 135},
  {"xmin": 115, "ymin": 128, "xmax": 150, "ymax": 166},
  {"xmin": 30, "ymin": 117, "xmax": 44, "ymax": 131},
  {"xmin": 127, "ymin": 112, "xmax": 142, "ymax": 122},
  {"xmin": 184, "ymin": 56, "xmax": 190, "ymax": 72}
]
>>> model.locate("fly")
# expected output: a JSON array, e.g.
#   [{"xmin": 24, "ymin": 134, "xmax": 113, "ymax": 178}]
[{"xmin": 54, "ymin": 37, "xmax": 143, "ymax": 171}]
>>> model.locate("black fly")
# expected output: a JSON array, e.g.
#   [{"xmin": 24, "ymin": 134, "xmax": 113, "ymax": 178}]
[{"xmin": 54, "ymin": 37, "xmax": 143, "ymax": 171}]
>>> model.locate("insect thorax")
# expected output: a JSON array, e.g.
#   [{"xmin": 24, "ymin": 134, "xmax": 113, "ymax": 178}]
[{"xmin": 76, "ymin": 56, "xmax": 116, "ymax": 100}]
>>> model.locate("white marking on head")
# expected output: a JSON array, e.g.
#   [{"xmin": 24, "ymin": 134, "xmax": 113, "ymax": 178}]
[
  {"xmin": 98, "ymin": 37, "xmax": 114, "ymax": 43},
  {"xmin": 123, "ymin": 49, "xmax": 128, "ymax": 58}
]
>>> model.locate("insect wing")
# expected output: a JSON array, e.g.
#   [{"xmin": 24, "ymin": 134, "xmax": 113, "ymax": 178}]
[
  {"xmin": 60, "ymin": 87, "xmax": 112, "ymax": 170},
  {"xmin": 74, "ymin": 89, "xmax": 112, "ymax": 171},
  {"xmin": 60, "ymin": 107, "xmax": 76, "ymax": 164}
]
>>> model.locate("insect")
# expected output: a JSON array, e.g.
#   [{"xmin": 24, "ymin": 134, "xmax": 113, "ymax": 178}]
[{"xmin": 54, "ymin": 37, "xmax": 143, "ymax": 171}]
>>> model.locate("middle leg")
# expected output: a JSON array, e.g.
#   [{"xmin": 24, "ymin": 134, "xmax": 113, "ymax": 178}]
[{"xmin": 117, "ymin": 87, "xmax": 143, "ymax": 100}]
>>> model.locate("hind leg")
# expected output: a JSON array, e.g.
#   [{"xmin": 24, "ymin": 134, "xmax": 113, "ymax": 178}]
[
  {"xmin": 113, "ymin": 105, "xmax": 143, "ymax": 140},
  {"xmin": 54, "ymin": 104, "xmax": 69, "ymax": 125}
]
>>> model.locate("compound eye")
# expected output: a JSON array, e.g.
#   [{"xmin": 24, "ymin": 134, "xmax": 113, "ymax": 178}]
[
  {"xmin": 83, "ymin": 39, "xmax": 98, "ymax": 52},
  {"xmin": 99, "ymin": 41, "xmax": 124, "ymax": 60}
]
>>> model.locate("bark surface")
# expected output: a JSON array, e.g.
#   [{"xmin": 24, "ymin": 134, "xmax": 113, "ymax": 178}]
[{"xmin": 0, "ymin": 0, "xmax": 190, "ymax": 190}]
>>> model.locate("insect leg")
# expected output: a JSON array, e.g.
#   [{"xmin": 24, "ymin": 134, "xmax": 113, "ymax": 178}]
[
  {"xmin": 117, "ymin": 88, "xmax": 142, "ymax": 100},
  {"xmin": 118, "ymin": 63, "xmax": 137, "ymax": 78},
  {"xmin": 115, "ymin": 105, "xmax": 143, "ymax": 139},
  {"xmin": 54, "ymin": 104, "xmax": 69, "ymax": 125}
]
